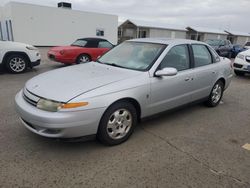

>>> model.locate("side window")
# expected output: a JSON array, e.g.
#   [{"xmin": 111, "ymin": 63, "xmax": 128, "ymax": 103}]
[
  {"xmin": 208, "ymin": 46, "xmax": 220, "ymax": 63},
  {"xmin": 192, "ymin": 44, "xmax": 213, "ymax": 67},
  {"xmin": 159, "ymin": 45, "xmax": 190, "ymax": 71},
  {"xmin": 98, "ymin": 41, "xmax": 113, "ymax": 48}
]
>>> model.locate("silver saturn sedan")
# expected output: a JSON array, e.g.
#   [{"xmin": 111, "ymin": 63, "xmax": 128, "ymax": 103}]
[{"xmin": 15, "ymin": 38, "xmax": 233, "ymax": 145}]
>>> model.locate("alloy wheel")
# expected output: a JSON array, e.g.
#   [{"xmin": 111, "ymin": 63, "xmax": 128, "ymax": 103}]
[
  {"xmin": 211, "ymin": 83, "xmax": 222, "ymax": 104},
  {"xmin": 106, "ymin": 109, "xmax": 132, "ymax": 140},
  {"xmin": 9, "ymin": 57, "xmax": 26, "ymax": 72}
]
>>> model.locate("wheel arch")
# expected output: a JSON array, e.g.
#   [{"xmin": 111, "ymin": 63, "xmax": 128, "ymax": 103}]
[
  {"xmin": 3, "ymin": 51, "xmax": 31, "ymax": 66},
  {"xmin": 103, "ymin": 97, "xmax": 142, "ymax": 122},
  {"xmin": 217, "ymin": 77, "xmax": 226, "ymax": 88}
]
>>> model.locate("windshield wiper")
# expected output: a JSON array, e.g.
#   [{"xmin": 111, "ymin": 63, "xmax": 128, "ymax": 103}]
[
  {"xmin": 96, "ymin": 60, "xmax": 125, "ymax": 68},
  {"xmin": 104, "ymin": 63, "xmax": 125, "ymax": 68}
]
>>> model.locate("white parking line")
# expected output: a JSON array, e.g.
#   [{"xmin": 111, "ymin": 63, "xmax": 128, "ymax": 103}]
[{"xmin": 242, "ymin": 143, "xmax": 250, "ymax": 151}]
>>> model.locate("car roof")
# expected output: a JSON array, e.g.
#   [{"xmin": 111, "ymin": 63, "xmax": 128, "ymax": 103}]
[
  {"xmin": 128, "ymin": 38, "xmax": 206, "ymax": 45},
  {"xmin": 77, "ymin": 38, "xmax": 107, "ymax": 42}
]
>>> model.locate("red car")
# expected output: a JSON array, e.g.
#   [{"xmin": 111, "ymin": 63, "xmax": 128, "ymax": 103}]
[{"xmin": 48, "ymin": 38, "xmax": 114, "ymax": 64}]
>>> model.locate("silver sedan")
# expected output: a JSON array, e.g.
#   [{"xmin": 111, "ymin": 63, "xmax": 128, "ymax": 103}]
[{"xmin": 15, "ymin": 38, "xmax": 233, "ymax": 145}]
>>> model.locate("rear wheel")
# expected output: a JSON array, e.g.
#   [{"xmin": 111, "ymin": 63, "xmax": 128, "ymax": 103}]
[
  {"xmin": 76, "ymin": 54, "xmax": 91, "ymax": 64},
  {"xmin": 6, "ymin": 54, "xmax": 28, "ymax": 73},
  {"xmin": 97, "ymin": 102, "xmax": 137, "ymax": 146},
  {"xmin": 205, "ymin": 80, "xmax": 224, "ymax": 107},
  {"xmin": 234, "ymin": 70, "xmax": 245, "ymax": 76}
]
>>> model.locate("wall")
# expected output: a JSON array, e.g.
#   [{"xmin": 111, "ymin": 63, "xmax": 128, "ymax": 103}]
[
  {"xmin": 203, "ymin": 33, "xmax": 227, "ymax": 41},
  {"xmin": 236, "ymin": 36, "xmax": 249, "ymax": 45},
  {"xmin": 5, "ymin": 2, "xmax": 118, "ymax": 46},
  {"xmin": 149, "ymin": 28, "xmax": 186, "ymax": 39}
]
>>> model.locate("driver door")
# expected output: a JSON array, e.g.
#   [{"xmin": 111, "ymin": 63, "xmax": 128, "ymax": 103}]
[{"xmin": 149, "ymin": 44, "xmax": 195, "ymax": 114}]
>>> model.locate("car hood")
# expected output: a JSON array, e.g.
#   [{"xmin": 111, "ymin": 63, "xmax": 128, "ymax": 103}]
[
  {"xmin": 238, "ymin": 49, "xmax": 250, "ymax": 55},
  {"xmin": 25, "ymin": 62, "xmax": 141, "ymax": 102},
  {"xmin": 0, "ymin": 40, "xmax": 34, "ymax": 48},
  {"xmin": 49, "ymin": 46, "xmax": 83, "ymax": 52}
]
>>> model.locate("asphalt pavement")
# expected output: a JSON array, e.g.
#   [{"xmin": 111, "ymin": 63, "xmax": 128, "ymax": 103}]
[{"xmin": 0, "ymin": 48, "xmax": 249, "ymax": 188}]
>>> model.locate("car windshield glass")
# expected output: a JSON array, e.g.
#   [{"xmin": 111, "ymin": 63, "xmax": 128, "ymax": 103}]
[
  {"xmin": 71, "ymin": 40, "xmax": 87, "ymax": 47},
  {"xmin": 98, "ymin": 41, "xmax": 166, "ymax": 71},
  {"xmin": 205, "ymin": 40, "xmax": 223, "ymax": 46}
]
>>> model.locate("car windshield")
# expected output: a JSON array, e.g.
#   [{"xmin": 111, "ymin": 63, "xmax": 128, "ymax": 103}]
[
  {"xmin": 98, "ymin": 41, "xmax": 166, "ymax": 71},
  {"xmin": 71, "ymin": 39, "xmax": 87, "ymax": 47},
  {"xmin": 205, "ymin": 39, "xmax": 223, "ymax": 46},
  {"xmin": 245, "ymin": 42, "xmax": 250, "ymax": 46}
]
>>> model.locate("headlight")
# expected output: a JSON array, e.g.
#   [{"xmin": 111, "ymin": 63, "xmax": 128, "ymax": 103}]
[
  {"xmin": 26, "ymin": 46, "xmax": 38, "ymax": 50},
  {"xmin": 245, "ymin": 56, "xmax": 250, "ymax": 61},
  {"xmin": 37, "ymin": 99, "xmax": 62, "ymax": 112},
  {"xmin": 37, "ymin": 99, "xmax": 88, "ymax": 112},
  {"xmin": 59, "ymin": 50, "xmax": 65, "ymax": 55},
  {"xmin": 237, "ymin": 54, "xmax": 244, "ymax": 60}
]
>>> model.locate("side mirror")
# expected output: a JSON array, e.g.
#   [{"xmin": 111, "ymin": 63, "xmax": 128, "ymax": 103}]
[{"xmin": 155, "ymin": 67, "xmax": 177, "ymax": 77}]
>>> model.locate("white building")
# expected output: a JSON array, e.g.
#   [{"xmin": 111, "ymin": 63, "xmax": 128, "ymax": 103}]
[
  {"xmin": 225, "ymin": 30, "xmax": 250, "ymax": 45},
  {"xmin": 186, "ymin": 26, "xmax": 228, "ymax": 41},
  {"xmin": 118, "ymin": 19, "xmax": 187, "ymax": 43},
  {"xmin": 0, "ymin": 2, "xmax": 118, "ymax": 46}
]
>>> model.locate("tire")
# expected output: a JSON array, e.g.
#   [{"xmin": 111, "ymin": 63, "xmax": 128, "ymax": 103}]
[
  {"xmin": 97, "ymin": 101, "xmax": 137, "ymax": 146},
  {"xmin": 6, "ymin": 54, "xmax": 28, "ymax": 73},
  {"xmin": 234, "ymin": 70, "xmax": 245, "ymax": 76},
  {"xmin": 205, "ymin": 80, "xmax": 224, "ymax": 107},
  {"xmin": 76, "ymin": 54, "xmax": 91, "ymax": 64}
]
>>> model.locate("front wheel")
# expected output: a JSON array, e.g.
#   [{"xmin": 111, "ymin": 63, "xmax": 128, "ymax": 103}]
[
  {"xmin": 76, "ymin": 54, "xmax": 91, "ymax": 64},
  {"xmin": 97, "ymin": 102, "xmax": 137, "ymax": 146},
  {"xmin": 6, "ymin": 54, "xmax": 28, "ymax": 73},
  {"xmin": 205, "ymin": 80, "xmax": 224, "ymax": 107}
]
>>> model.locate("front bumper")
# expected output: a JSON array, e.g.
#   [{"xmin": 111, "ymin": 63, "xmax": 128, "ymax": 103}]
[
  {"xmin": 47, "ymin": 52, "xmax": 75, "ymax": 64},
  {"xmin": 30, "ymin": 59, "xmax": 41, "ymax": 67},
  {"xmin": 233, "ymin": 58, "xmax": 250, "ymax": 73},
  {"xmin": 15, "ymin": 91, "xmax": 106, "ymax": 138}
]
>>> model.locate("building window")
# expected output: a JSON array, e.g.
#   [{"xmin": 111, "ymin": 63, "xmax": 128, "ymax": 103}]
[
  {"xmin": 96, "ymin": 28, "xmax": 104, "ymax": 36},
  {"xmin": 139, "ymin": 30, "xmax": 147, "ymax": 38},
  {"xmin": 118, "ymin": 30, "xmax": 121, "ymax": 37}
]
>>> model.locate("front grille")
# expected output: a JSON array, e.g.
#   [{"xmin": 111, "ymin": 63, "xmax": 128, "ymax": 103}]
[
  {"xmin": 23, "ymin": 89, "xmax": 40, "ymax": 106},
  {"xmin": 23, "ymin": 94, "xmax": 37, "ymax": 106},
  {"xmin": 48, "ymin": 54, "xmax": 55, "ymax": 60},
  {"xmin": 233, "ymin": 63, "xmax": 243, "ymax": 68}
]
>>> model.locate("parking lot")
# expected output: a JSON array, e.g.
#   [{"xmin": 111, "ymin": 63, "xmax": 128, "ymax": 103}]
[{"xmin": 0, "ymin": 47, "xmax": 250, "ymax": 188}]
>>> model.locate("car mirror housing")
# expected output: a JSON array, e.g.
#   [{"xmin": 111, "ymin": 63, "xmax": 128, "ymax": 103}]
[{"xmin": 155, "ymin": 67, "xmax": 178, "ymax": 77}]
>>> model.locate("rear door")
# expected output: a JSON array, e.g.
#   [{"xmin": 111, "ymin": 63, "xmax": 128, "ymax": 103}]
[{"xmin": 190, "ymin": 44, "xmax": 219, "ymax": 100}]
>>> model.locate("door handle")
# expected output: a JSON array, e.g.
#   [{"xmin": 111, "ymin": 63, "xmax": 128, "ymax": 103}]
[
  {"xmin": 212, "ymin": 71, "xmax": 216, "ymax": 74},
  {"xmin": 185, "ymin": 78, "xmax": 190, "ymax": 81}
]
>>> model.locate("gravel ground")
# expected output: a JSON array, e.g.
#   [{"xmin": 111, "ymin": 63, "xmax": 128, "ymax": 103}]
[{"xmin": 0, "ymin": 47, "xmax": 249, "ymax": 188}]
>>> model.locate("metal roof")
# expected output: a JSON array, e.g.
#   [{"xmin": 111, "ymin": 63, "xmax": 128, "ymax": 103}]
[
  {"xmin": 224, "ymin": 30, "xmax": 250, "ymax": 37},
  {"xmin": 187, "ymin": 26, "xmax": 227, "ymax": 35},
  {"xmin": 122, "ymin": 19, "xmax": 187, "ymax": 31}
]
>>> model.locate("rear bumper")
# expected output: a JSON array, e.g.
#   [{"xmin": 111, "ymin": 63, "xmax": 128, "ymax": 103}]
[{"xmin": 15, "ymin": 90, "xmax": 105, "ymax": 138}]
